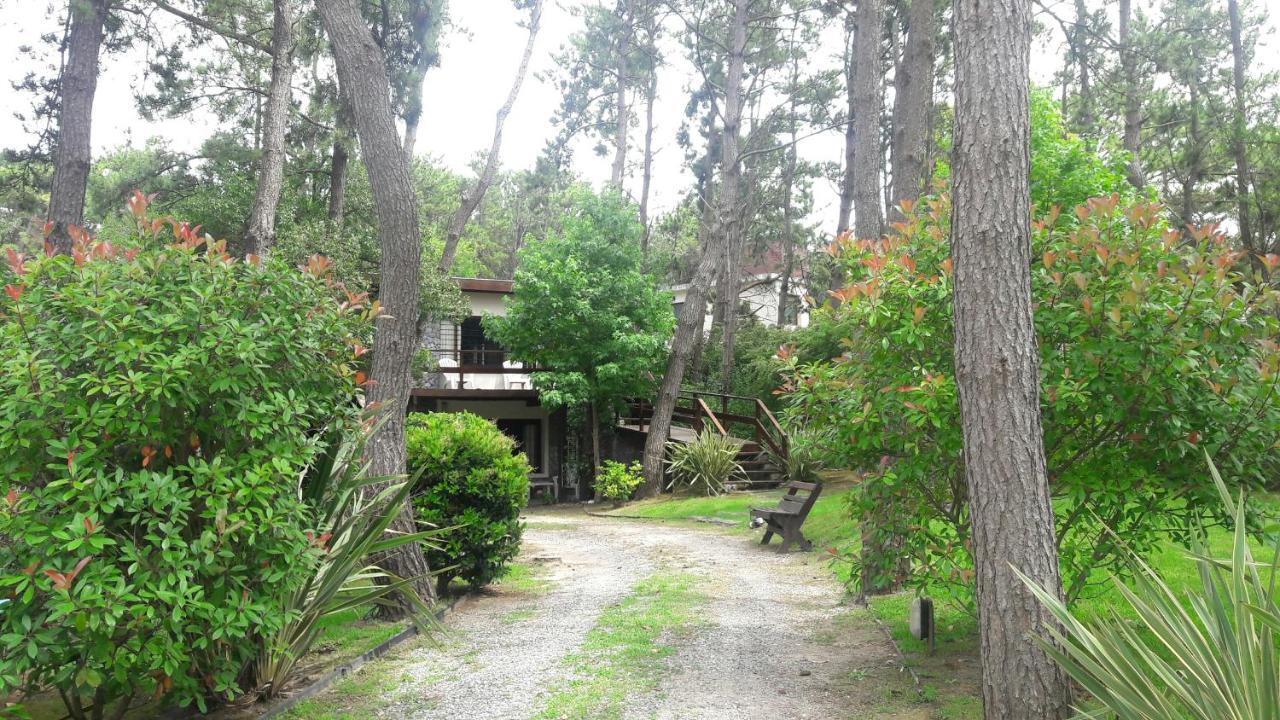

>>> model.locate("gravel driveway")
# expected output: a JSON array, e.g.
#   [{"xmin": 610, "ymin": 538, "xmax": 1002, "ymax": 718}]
[{"xmin": 326, "ymin": 508, "xmax": 905, "ymax": 720}]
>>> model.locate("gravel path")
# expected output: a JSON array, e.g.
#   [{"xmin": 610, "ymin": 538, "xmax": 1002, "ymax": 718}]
[{"xmin": 355, "ymin": 508, "xmax": 902, "ymax": 720}]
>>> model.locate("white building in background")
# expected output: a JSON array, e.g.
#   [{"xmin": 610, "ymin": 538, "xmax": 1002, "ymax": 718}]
[{"xmin": 668, "ymin": 245, "xmax": 810, "ymax": 330}]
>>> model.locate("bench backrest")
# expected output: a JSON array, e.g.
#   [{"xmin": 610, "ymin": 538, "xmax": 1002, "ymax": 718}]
[{"xmin": 777, "ymin": 480, "xmax": 822, "ymax": 518}]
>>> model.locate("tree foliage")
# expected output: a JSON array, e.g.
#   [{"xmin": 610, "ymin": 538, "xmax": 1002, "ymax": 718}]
[
  {"xmin": 485, "ymin": 186, "xmax": 674, "ymax": 413},
  {"xmin": 0, "ymin": 197, "xmax": 373, "ymax": 716},
  {"xmin": 782, "ymin": 193, "xmax": 1280, "ymax": 604}
]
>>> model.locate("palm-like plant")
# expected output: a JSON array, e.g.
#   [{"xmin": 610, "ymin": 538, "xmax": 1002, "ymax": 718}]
[
  {"xmin": 1021, "ymin": 457, "xmax": 1280, "ymax": 719},
  {"xmin": 665, "ymin": 429, "xmax": 745, "ymax": 496},
  {"xmin": 253, "ymin": 430, "xmax": 446, "ymax": 699}
]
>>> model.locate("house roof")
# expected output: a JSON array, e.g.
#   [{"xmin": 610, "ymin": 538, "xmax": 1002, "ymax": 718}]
[{"xmin": 454, "ymin": 277, "xmax": 514, "ymax": 294}]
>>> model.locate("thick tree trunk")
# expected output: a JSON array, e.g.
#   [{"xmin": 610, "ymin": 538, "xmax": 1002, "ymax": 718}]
[
  {"xmin": 316, "ymin": 0, "xmax": 434, "ymax": 611},
  {"xmin": 1227, "ymin": 0, "xmax": 1254, "ymax": 254},
  {"xmin": 437, "ymin": 0, "xmax": 543, "ymax": 275},
  {"xmin": 243, "ymin": 0, "xmax": 296, "ymax": 257},
  {"xmin": 46, "ymin": 0, "xmax": 108, "ymax": 255},
  {"xmin": 852, "ymin": 0, "xmax": 884, "ymax": 243},
  {"xmin": 837, "ymin": 29, "xmax": 856, "ymax": 237},
  {"xmin": 640, "ymin": 0, "xmax": 746, "ymax": 495},
  {"xmin": 952, "ymin": 0, "xmax": 1073, "ymax": 717},
  {"xmin": 1118, "ymin": 0, "xmax": 1144, "ymax": 189},
  {"xmin": 401, "ymin": 0, "xmax": 441, "ymax": 159},
  {"xmin": 890, "ymin": 0, "xmax": 935, "ymax": 214},
  {"xmin": 715, "ymin": 0, "xmax": 749, "ymax": 397}
]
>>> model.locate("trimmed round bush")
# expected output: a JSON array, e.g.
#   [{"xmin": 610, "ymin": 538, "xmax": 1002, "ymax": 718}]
[
  {"xmin": 0, "ymin": 197, "xmax": 371, "ymax": 717},
  {"xmin": 406, "ymin": 412, "xmax": 530, "ymax": 592}
]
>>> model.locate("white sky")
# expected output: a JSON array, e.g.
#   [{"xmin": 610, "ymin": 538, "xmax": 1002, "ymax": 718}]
[{"xmin": 2, "ymin": 0, "xmax": 1276, "ymax": 237}]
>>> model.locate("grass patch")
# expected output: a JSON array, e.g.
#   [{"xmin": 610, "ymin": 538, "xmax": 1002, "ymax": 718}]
[
  {"xmin": 533, "ymin": 571, "xmax": 706, "ymax": 720},
  {"xmin": 308, "ymin": 606, "xmax": 405, "ymax": 665},
  {"xmin": 276, "ymin": 639, "xmax": 441, "ymax": 720},
  {"xmin": 502, "ymin": 606, "xmax": 539, "ymax": 624},
  {"xmin": 494, "ymin": 561, "xmax": 552, "ymax": 594}
]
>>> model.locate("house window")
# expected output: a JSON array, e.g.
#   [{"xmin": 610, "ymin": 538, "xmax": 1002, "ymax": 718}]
[
  {"xmin": 459, "ymin": 316, "xmax": 505, "ymax": 366},
  {"xmin": 495, "ymin": 419, "xmax": 544, "ymax": 474}
]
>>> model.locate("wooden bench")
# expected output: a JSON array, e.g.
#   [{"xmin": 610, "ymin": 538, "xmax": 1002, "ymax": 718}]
[{"xmin": 750, "ymin": 481, "xmax": 822, "ymax": 552}]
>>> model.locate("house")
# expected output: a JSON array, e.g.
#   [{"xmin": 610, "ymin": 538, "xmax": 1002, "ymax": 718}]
[
  {"xmin": 668, "ymin": 245, "xmax": 810, "ymax": 330},
  {"xmin": 410, "ymin": 278, "xmax": 573, "ymax": 499}
]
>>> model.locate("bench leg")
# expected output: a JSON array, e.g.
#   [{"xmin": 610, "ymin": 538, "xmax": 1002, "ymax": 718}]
[{"xmin": 760, "ymin": 529, "xmax": 774, "ymax": 545}]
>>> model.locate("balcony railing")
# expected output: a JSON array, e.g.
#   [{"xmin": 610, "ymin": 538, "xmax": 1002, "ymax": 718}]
[{"xmin": 428, "ymin": 347, "xmax": 533, "ymax": 391}]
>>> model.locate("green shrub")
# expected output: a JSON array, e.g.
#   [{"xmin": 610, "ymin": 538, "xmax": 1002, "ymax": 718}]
[
  {"xmin": 666, "ymin": 430, "xmax": 745, "ymax": 496},
  {"xmin": 0, "ymin": 194, "xmax": 372, "ymax": 718},
  {"xmin": 595, "ymin": 460, "xmax": 644, "ymax": 502},
  {"xmin": 1023, "ymin": 458, "xmax": 1280, "ymax": 720},
  {"xmin": 782, "ymin": 194, "xmax": 1280, "ymax": 606},
  {"xmin": 405, "ymin": 412, "xmax": 530, "ymax": 592}
]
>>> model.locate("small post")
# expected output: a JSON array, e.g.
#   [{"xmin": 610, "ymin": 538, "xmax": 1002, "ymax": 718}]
[{"xmin": 909, "ymin": 596, "xmax": 935, "ymax": 656}]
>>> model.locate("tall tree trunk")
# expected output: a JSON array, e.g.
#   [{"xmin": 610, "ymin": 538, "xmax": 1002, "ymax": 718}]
[
  {"xmin": 837, "ymin": 28, "xmax": 856, "ymax": 236},
  {"xmin": 715, "ymin": 0, "xmax": 749, "ymax": 397},
  {"xmin": 401, "ymin": 0, "xmax": 442, "ymax": 158},
  {"xmin": 46, "ymin": 0, "xmax": 109, "ymax": 255},
  {"xmin": 1118, "ymin": 0, "xmax": 1144, "ymax": 189},
  {"xmin": 1071, "ymin": 0, "xmax": 1093, "ymax": 134},
  {"xmin": 890, "ymin": 0, "xmax": 935, "ymax": 214},
  {"xmin": 852, "ymin": 0, "xmax": 884, "ymax": 242},
  {"xmin": 244, "ymin": 0, "xmax": 296, "ymax": 256},
  {"xmin": 639, "ymin": 69, "xmax": 657, "ymax": 253},
  {"xmin": 1181, "ymin": 82, "xmax": 1202, "ymax": 230},
  {"xmin": 952, "ymin": 0, "xmax": 1073, "ymax": 717},
  {"xmin": 1227, "ymin": 0, "xmax": 1254, "ymax": 254},
  {"xmin": 778, "ymin": 27, "xmax": 800, "ymax": 327},
  {"xmin": 610, "ymin": 0, "xmax": 634, "ymax": 188},
  {"xmin": 436, "ymin": 0, "xmax": 543, "ymax": 275},
  {"xmin": 316, "ymin": 0, "xmax": 434, "ymax": 612},
  {"xmin": 328, "ymin": 101, "xmax": 352, "ymax": 225},
  {"xmin": 854, "ymin": 0, "xmax": 894, "ymax": 596},
  {"xmin": 641, "ymin": 0, "xmax": 746, "ymax": 495}
]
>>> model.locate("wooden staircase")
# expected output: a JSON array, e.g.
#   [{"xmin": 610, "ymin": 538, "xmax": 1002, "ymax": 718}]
[{"xmin": 622, "ymin": 389, "xmax": 789, "ymax": 489}]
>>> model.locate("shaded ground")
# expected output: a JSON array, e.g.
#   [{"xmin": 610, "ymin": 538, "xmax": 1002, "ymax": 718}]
[{"xmin": 284, "ymin": 507, "xmax": 973, "ymax": 720}]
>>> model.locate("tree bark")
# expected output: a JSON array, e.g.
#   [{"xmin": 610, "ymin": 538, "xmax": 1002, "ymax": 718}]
[
  {"xmin": 243, "ymin": 0, "xmax": 296, "ymax": 256},
  {"xmin": 46, "ymin": 0, "xmax": 109, "ymax": 255},
  {"xmin": 890, "ymin": 0, "xmax": 935, "ymax": 214},
  {"xmin": 1071, "ymin": 0, "xmax": 1093, "ymax": 134},
  {"xmin": 328, "ymin": 101, "xmax": 352, "ymax": 225},
  {"xmin": 837, "ymin": 27, "xmax": 856, "ymax": 237},
  {"xmin": 952, "ymin": 0, "xmax": 1073, "ymax": 717},
  {"xmin": 1227, "ymin": 0, "xmax": 1254, "ymax": 254},
  {"xmin": 639, "ymin": 67, "xmax": 657, "ymax": 253},
  {"xmin": 640, "ymin": 0, "xmax": 746, "ymax": 495},
  {"xmin": 436, "ymin": 0, "xmax": 543, "ymax": 275},
  {"xmin": 1118, "ymin": 0, "xmax": 1144, "ymax": 189},
  {"xmin": 1181, "ymin": 82, "xmax": 1202, "ymax": 230},
  {"xmin": 852, "ymin": 0, "xmax": 884, "ymax": 243},
  {"xmin": 609, "ymin": 0, "xmax": 634, "ymax": 189},
  {"xmin": 316, "ymin": 0, "xmax": 434, "ymax": 611},
  {"xmin": 778, "ymin": 25, "xmax": 800, "ymax": 326},
  {"xmin": 715, "ymin": 0, "xmax": 749, "ymax": 397}
]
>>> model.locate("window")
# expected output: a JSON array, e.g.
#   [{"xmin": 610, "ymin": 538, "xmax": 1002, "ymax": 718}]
[
  {"xmin": 459, "ymin": 316, "xmax": 505, "ymax": 366},
  {"xmin": 495, "ymin": 419, "xmax": 543, "ymax": 474}
]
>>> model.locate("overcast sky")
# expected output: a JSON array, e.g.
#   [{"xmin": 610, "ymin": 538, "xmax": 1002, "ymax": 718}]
[{"xmin": 2, "ymin": 1, "xmax": 1276, "ymax": 236}]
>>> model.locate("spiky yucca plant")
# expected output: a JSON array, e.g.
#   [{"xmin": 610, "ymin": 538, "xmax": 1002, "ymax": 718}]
[
  {"xmin": 1021, "ymin": 457, "xmax": 1280, "ymax": 720},
  {"xmin": 253, "ymin": 430, "xmax": 446, "ymax": 699},
  {"xmin": 665, "ymin": 429, "xmax": 745, "ymax": 496}
]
